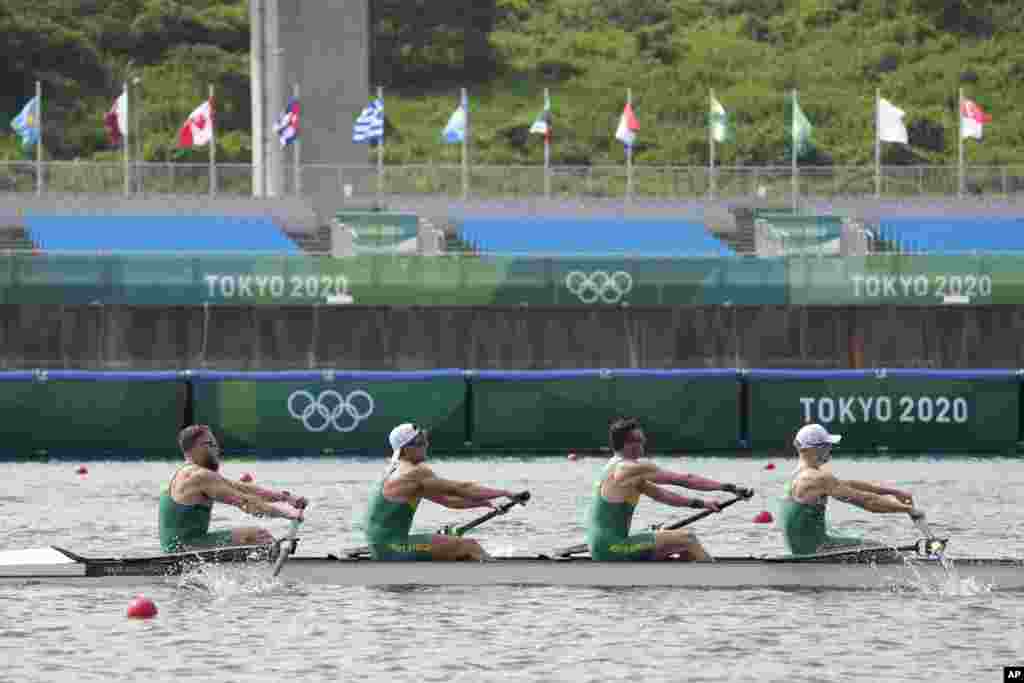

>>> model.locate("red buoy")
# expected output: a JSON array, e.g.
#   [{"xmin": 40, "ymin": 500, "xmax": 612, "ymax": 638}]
[
  {"xmin": 567, "ymin": 452, "xmax": 578, "ymax": 461},
  {"xmin": 126, "ymin": 596, "xmax": 158, "ymax": 619},
  {"xmin": 240, "ymin": 472, "xmax": 254, "ymax": 483},
  {"xmin": 76, "ymin": 465, "xmax": 88, "ymax": 475},
  {"xmin": 753, "ymin": 511, "xmax": 774, "ymax": 524},
  {"xmin": 764, "ymin": 463, "xmax": 776, "ymax": 471}
]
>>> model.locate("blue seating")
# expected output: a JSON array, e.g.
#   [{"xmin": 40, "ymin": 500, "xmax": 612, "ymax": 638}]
[
  {"xmin": 24, "ymin": 215, "xmax": 297, "ymax": 252},
  {"xmin": 881, "ymin": 217, "xmax": 1024, "ymax": 252},
  {"xmin": 457, "ymin": 217, "xmax": 735, "ymax": 255}
]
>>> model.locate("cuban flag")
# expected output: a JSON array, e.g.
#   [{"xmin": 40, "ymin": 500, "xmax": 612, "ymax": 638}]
[
  {"xmin": 615, "ymin": 102, "xmax": 639, "ymax": 149},
  {"xmin": 352, "ymin": 98, "xmax": 383, "ymax": 144},
  {"xmin": 274, "ymin": 97, "xmax": 300, "ymax": 147}
]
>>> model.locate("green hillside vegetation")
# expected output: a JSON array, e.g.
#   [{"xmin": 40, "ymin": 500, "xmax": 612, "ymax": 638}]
[{"xmin": 2, "ymin": 0, "xmax": 1023, "ymax": 168}]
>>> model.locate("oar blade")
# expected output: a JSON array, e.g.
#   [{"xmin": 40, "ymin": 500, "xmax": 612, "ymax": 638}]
[{"xmin": 272, "ymin": 520, "xmax": 301, "ymax": 578}]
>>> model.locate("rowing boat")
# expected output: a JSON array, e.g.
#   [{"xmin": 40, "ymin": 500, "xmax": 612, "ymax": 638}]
[{"xmin": 3, "ymin": 546, "xmax": 1022, "ymax": 590}]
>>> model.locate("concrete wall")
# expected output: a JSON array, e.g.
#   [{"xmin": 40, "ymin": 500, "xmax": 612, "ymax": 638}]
[
  {"xmin": 2, "ymin": 305, "xmax": 1021, "ymax": 370},
  {"xmin": 280, "ymin": 0, "xmax": 371, "ymax": 209}
]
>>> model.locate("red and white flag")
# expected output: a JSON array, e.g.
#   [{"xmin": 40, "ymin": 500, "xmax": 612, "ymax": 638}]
[
  {"xmin": 104, "ymin": 91, "xmax": 127, "ymax": 146},
  {"xmin": 615, "ymin": 102, "xmax": 640, "ymax": 148},
  {"xmin": 178, "ymin": 98, "xmax": 214, "ymax": 147},
  {"xmin": 960, "ymin": 98, "xmax": 991, "ymax": 140}
]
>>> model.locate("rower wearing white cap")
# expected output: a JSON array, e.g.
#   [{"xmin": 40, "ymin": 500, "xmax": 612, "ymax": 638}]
[
  {"xmin": 363, "ymin": 423, "xmax": 519, "ymax": 561},
  {"xmin": 779, "ymin": 423, "xmax": 922, "ymax": 556}
]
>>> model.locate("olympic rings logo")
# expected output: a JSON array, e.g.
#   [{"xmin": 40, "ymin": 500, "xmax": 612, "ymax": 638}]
[
  {"xmin": 565, "ymin": 270, "xmax": 633, "ymax": 304},
  {"xmin": 287, "ymin": 390, "xmax": 375, "ymax": 433}
]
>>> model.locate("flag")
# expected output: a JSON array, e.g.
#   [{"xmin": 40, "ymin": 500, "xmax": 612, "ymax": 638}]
[
  {"xmin": 709, "ymin": 95, "xmax": 733, "ymax": 144},
  {"xmin": 787, "ymin": 92, "xmax": 813, "ymax": 158},
  {"xmin": 104, "ymin": 91, "xmax": 128, "ymax": 146},
  {"xmin": 961, "ymin": 98, "xmax": 991, "ymax": 140},
  {"xmin": 274, "ymin": 96, "xmax": 300, "ymax": 147},
  {"xmin": 529, "ymin": 91, "xmax": 552, "ymax": 140},
  {"xmin": 615, "ymin": 102, "xmax": 639, "ymax": 148},
  {"xmin": 177, "ymin": 98, "xmax": 214, "ymax": 148},
  {"xmin": 877, "ymin": 97, "xmax": 908, "ymax": 144},
  {"xmin": 10, "ymin": 96, "xmax": 40, "ymax": 150},
  {"xmin": 352, "ymin": 97, "xmax": 384, "ymax": 144},
  {"xmin": 442, "ymin": 92, "xmax": 467, "ymax": 144}
]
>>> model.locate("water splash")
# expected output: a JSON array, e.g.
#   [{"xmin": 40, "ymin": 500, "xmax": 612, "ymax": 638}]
[{"xmin": 173, "ymin": 562, "xmax": 297, "ymax": 599}]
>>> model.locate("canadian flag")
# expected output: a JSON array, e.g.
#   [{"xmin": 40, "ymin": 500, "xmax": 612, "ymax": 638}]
[
  {"xmin": 615, "ymin": 102, "xmax": 640, "ymax": 148},
  {"xmin": 178, "ymin": 98, "xmax": 215, "ymax": 147},
  {"xmin": 960, "ymin": 98, "xmax": 991, "ymax": 140}
]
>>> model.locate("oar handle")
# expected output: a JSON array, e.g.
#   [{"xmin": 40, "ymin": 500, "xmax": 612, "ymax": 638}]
[
  {"xmin": 453, "ymin": 491, "xmax": 531, "ymax": 536},
  {"xmin": 656, "ymin": 490, "xmax": 754, "ymax": 531}
]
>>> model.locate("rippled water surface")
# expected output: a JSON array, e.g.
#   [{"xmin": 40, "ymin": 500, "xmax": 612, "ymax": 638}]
[{"xmin": 2, "ymin": 456, "xmax": 1023, "ymax": 682}]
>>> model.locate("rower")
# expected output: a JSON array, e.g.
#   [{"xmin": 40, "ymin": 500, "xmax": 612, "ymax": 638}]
[
  {"xmin": 779, "ymin": 423, "xmax": 922, "ymax": 556},
  {"xmin": 585, "ymin": 417, "xmax": 752, "ymax": 562},
  {"xmin": 159, "ymin": 425, "xmax": 307, "ymax": 553},
  {"xmin": 364, "ymin": 422, "xmax": 519, "ymax": 561}
]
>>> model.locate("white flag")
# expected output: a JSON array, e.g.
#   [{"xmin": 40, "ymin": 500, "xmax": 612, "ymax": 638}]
[{"xmin": 877, "ymin": 97, "xmax": 908, "ymax": 144}]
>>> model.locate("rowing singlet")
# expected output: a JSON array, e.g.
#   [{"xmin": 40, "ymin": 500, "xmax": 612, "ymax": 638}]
[
  {"xmin": 585, "ymin": 457, "xmax": 639, "ymax": 547},
  {"xmin": 159, "ymin": 467, "xmax": 213, "ymax": 552},
  {"xmin": 364, "ymin": 465, "xmax": 421, "ymax": 545},
  {"xmin": 778, "ymin": 472, "xmax": 862, "ymax": 555}
]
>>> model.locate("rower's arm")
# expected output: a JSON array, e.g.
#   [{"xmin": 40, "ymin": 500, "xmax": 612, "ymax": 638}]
[
  {"xmin": 843, "ymin": 480, "xmax": 912, "ymax": 502},
  {"xmin": 825, "ymin": 478, "xmax": 914, "ymax": 514},
  {"xmin": 198, "ymin": 473, "xmax": 301, "ymax": 520},
  {"xmin": 422, "ymin": 493, "xmax": 493, "ymax": 510},
  {"xmin": 419, "ymin": 475, "xmax": 513, "ymax": 501},
  {"xmin": 651, "ymin": 468, "xmax": 724, "ymax": 492},
  {"xmin": 640, "ymin": 482, "xmax": 705, "ymax": 508}
]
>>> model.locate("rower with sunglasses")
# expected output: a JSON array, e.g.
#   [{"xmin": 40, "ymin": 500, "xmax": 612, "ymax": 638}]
[
  {"xmin": 364, "ymin": 423, "xmax": 519, "ymax": 561},
  {"xmin": 158, "ymin": 425, "xmax": 307, "ymax": 553},
  {"xmin": 779, "ymin": 423, "xmax": 922, "ymax": 556},
  {"xmin": 586, "ymin": 417, "xmax": 752, "ymax": 561}
]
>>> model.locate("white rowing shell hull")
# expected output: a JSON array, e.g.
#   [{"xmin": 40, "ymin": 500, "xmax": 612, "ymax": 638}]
[{"xmin": 1, "ymin": 548, "xmax": 1022, "ymax": 590}]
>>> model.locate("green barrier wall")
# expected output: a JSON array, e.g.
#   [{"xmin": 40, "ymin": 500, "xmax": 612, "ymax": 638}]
[
  {"xmin": 0, "ymin": 371, "xmax": 185, "ymax": 458},
  {"xmin": 7, "ymin": 252, "xmax": 1024, "ymax": 306},
  {"xmin": 746, "ymin": 370, "xmax": 1020, "ymax": 453},
  {"xmin": 190, "ymin": 370, "xmax": 468, "ymax": 456},
  {"xmin": 469, "ymin": 370, "xmax": 741, "ymax": 452}
]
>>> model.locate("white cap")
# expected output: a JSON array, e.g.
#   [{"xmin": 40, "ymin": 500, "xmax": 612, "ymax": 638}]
[
  {"xmin": 389, "ymin": 423, "xmax": 421, "ymax": 459},
  {"xmin": 794, "ymin": 423, "xmax": 842, "ymax": 450}
]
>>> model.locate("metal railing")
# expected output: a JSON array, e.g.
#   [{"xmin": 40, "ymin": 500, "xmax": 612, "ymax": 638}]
[{"xmin": 2, "ymin": 161, "xmax": 1023, "ymax": 200}]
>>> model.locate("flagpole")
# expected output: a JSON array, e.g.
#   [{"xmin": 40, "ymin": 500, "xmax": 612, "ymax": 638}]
[
  {"xmin": 791, "ymin": 88, "xmax": 798, "ymax": 211},
  {"xmin": 626, "ymin": 87, "xmax": 633, "ymax": 204},
  {"xmin": 709, "ymin": 88, "xmax": 716, "ymax": 200},
  {"xmin": 958, "ymin": 87, "xmax": 964, "ymax": 198},
  {"xmin": 124, "ymin": 80, "xmax": 131, "ymax": 197},
  {"xmin": 377, "ymin": 85, "xmax": 384, "ymax": 203},
  {"xmin": 209, "ymin": 83, "xmax": 216, "ymax": 197},
  {"xmin": 35, "ymin": 80, "xmax": 42, "ymax": 197},
  {"xmin": 293, "ymin": 82, "xmax": 301, "ymax": 196},
  {"xmin": 875, "ymin": 88, "xmax": 881, "ymax": 199},
  {"xmin": 461, "ymin": 87, "xmax": 469, "ymax": 201},
  {"xmin": 543, "ymin": 87, "xmax": 551, "ymax": 200}
]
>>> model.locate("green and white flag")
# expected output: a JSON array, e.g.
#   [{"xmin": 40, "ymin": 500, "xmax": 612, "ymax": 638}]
[
  {"xmin": 787, "ymin": 92, "xmax": 813, "ymax": 158},
  {"xmin": 709, "ymin": 94, "xmax": 733, "ymax": 143}
]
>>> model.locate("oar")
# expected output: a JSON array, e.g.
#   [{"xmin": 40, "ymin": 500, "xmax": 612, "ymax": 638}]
[
  {"xmin": 442, "ymin": 491, "xmax": 531, "ymax": 537},
  {"xmin": 272, "ymin": 519, "xmax": 301, "ymax": 578},
  {"xmin": 778, "ymin": 538, "xmax": 949, "ymax": 562},
  {"xmin": 553, "ymin": 491, "xmax": 754, "ymax": 558},
  {"xmin": 345, "ymin": 491, "xmax": 531, "ymax": 558}
]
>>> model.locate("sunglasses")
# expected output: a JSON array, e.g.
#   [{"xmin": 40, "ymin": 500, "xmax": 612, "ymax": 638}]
[{"xmin": 409, "ymin": 433, "xmax": 429, "ymax": 447}]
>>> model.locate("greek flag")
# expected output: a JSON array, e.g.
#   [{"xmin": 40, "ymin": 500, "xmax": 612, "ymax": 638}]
[
  {"xmin": 442, "ymin": 91, "xmax": 468, "ymax": 144},
  {"xmin": 352, "ymin": 98, "xmax": 384, "ymax": 144}
]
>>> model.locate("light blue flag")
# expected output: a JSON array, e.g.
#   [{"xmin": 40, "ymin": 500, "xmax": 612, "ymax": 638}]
[
  {"xmin": 442, "ymin": 91, "xmax": 467, "ymax": 144},
  {"xmin": 10, "ymin": 96, "xmax": 40, "ymax": 149}
]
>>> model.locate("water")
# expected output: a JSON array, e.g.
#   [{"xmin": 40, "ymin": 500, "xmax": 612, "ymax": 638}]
[{"xmin": 2, "ymin": 456, "xmax": 1023, "ymax": 682}]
